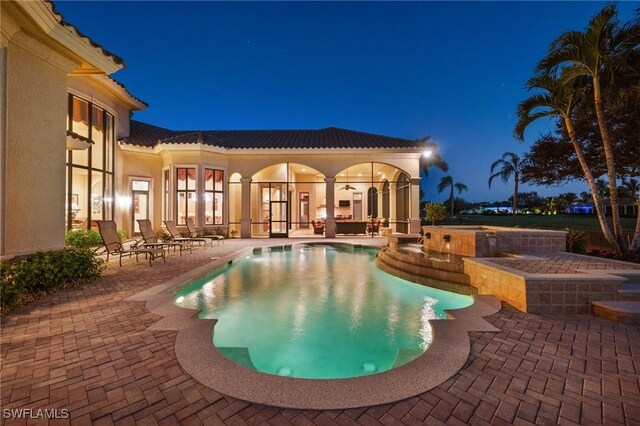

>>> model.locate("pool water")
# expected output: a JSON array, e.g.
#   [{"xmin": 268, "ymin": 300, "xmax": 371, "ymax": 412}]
[{"xmin": 174, "ymin": 244, "xmax": 472, "ymax": 379}]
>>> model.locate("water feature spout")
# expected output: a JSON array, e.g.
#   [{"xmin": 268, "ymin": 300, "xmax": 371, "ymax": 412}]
[{"xmin": 440, "ymin": 235, "xmax": 451, "ymax": 254}]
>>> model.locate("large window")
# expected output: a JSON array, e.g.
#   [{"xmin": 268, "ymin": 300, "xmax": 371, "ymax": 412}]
[
  {"xmin": 176, "ymin": 167, "xmax": 196, "ymax": 225},
  {"xmin": 205, "ymin": 168, "xmax": 224, "ymax": 225},
  {"xmin": 65, "ymin": 94, "xmax": 115, "ymax": 230}
]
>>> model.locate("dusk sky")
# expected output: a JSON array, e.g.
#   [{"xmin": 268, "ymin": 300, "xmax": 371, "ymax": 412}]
[{"xmin": 57, "ymin": 1, "xmax": 638, "ymax": 202}]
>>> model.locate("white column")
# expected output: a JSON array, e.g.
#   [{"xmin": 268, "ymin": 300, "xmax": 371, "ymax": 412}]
[
  {"xmin": 240, "ymin": 177, "xmax": 252, "ymax": 238},
  {"xmin": 410, "ymin": 177, "xmax": 421, "ymax": 234},
  {"xmin": 324, "ymin": 177, "xmax": 335, "ymax": 238}
]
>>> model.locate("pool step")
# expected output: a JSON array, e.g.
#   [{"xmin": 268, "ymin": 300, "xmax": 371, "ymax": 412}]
[
  {"xmin": 592, "ymin": 301, "xmax": 640, "ymax": 325},
  {"xmin": 217, "ymin": 347, "xmax": 256, "ymax": 370},
  {"xmin": 618, "ymin": 283, "xmax": 640, "ymax": 301},
  {"xmin": 391, "ymin": 348, "xmax": 424, "ymax": 368},
  {"xmin": 376, "ymin": 248, "xmax": 476, "ymax": 295}
]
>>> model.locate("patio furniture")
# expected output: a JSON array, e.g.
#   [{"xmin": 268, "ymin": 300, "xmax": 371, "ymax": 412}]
[
  {"xmin": 186, "ymin": 218, "xmax": 224, "ymax": 245},
  {"xmin": 335, "ymin": 221, "xmax": 368, "ymax": 235},
  {"xmin": 96, "ymin": 220, "xmax": 165, "ymax": 266},
  {"xmin": 164, "ymin": 220, "xmax": 208, "ymax": 247},
  {"xmin": 367, "ymin": 219, "xmax": 381, "ymax": 235},
  {"xmin": 135, "ymin": 219, "xmax": 192, "ymax": 256},
  {"xmin": 311, "ymin": 220, "xmax": 325, "ymax": 235}
]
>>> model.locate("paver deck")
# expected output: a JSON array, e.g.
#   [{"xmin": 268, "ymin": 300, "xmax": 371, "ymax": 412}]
[
  {"xmin": 490, "ymin": 253, "xmax": 640, "ymax": 274},
  {"xmin": 2, "ymin": 238, "xmax": 640, "ymax": 425}
]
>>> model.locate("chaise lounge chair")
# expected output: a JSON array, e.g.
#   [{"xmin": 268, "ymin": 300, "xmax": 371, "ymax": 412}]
[
  {"xmin": 134, "ymin": 219, "xmax": 192, "ymax": 256},
  {"xmin": 163, "ymin": 220, "xmax": 209, "ymax": 247},
  {"xmin": 96, "ymin": 220, "xmax": 165, "ymax": 266},
  {"xmin": 186, "ymin": 218, "xmax": 224, "ymax": 245}
]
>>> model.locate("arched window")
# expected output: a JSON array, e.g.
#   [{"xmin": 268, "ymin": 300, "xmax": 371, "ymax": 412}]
[
  {"xmin": 367, "ymin": 187, "xmax": 378, "ymax": 218},
  {"xmin": 382, "ymin": 180, "xmax": 390, "ymax": 219},
  {"xmin": 395, "ymin": 173, "xmax": 410, "ymax": 233}
]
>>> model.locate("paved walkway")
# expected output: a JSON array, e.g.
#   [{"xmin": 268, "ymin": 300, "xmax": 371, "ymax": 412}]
[
  {"xmin": 491, "ymin": 253, "xmax": 640, "ymax": 275},
  {"xmin": 1, "ymin": 240, "xmax": 639, "ymax": 425}
]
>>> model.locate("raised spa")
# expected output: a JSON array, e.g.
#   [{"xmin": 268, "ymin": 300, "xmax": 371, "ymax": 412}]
[{"xmin": 174, "ymin": 244, "xmax": 472, "ymax": 379}]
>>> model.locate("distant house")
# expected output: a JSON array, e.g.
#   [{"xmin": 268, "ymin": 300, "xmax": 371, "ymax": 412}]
[
  {"xmin": 565, "ymin": 203, "xmax": 594, "ymax": 215},
  {"xmin": 603, "ymin": 198, "xmax": 638, "ymax": 217}
]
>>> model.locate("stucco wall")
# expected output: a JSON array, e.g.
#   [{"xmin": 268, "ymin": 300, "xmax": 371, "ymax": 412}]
[
  {"xmin": 67, "ymin": 76, "xmax": 132, "ymax": 139},
  {"xmin": 4, "ymin": 37, "xmax": 70, "ymax": 256},
  {"xmin": 118, "ymin": 148, "xmax": 164, "ymax": 237}
]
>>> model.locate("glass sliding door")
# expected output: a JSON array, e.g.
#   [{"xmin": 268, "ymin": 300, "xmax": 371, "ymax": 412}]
[{"xmin": 131, "ymin": 180, "xmax": 150, "ymax": 235}]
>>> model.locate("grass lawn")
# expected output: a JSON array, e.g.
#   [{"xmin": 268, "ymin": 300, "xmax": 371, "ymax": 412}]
[{"xmin": 441, "ymin": 214, "xmax": 636, "ymax": 233}]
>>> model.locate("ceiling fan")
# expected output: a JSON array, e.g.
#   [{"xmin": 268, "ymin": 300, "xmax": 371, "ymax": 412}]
[{"xmin": 339, "ymin": 170, "xmax": 356, "ymax": 190}]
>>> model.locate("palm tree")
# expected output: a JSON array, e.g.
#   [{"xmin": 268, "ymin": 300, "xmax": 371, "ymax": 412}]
[
  {"xmin": 619, "ymin": 178, "xmax": 640, "ymax": 249},
  {"xmin": 535, "ymin": 4, "xmax": 639, "ymax": 251},
  {"xmin": 514, "ymin": 74, "xmax": 618, "ymax": 248},
  {"xmin": 437, "ymin": 176, "xmax": 467, "ymax": 216},
  {"xmin": 488, "ymin": 152, "xmax": 528, "ymax": 226}
]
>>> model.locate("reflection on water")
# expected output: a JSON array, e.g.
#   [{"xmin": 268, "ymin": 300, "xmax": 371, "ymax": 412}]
[{"xmin": 175, "ymin": 244, "xmax": 472, "ymax": 379}]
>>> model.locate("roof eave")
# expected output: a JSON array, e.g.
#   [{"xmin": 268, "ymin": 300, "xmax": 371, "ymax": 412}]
[{"xmin": 18, "ymin": 1, "xmax": 124, "ymax": 74}]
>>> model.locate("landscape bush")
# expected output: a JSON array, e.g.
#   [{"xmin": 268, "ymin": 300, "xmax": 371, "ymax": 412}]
[
  {"xmin": 65, "ymin": 228, "xmax": 125, "ymax": 248},
  {"xmin": 0, "ymin": 247, "xmax": 104, "ymax": 314},
  {"xmin": 65, "ymin": 229, "xmax": 102, "ymax": 248}
]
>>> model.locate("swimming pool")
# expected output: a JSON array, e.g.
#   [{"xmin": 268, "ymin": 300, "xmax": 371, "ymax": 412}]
[{"xmin": 174, "ymin": 244, "xmax": 472, "ymax": 379}]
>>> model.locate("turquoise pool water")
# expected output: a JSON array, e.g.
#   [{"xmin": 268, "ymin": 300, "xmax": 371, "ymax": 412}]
[{"xmin": 174, "ymin": 244, "xmax": 472, "ymax": 379}]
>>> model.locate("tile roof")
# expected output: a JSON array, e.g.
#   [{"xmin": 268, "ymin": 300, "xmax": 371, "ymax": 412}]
[
  {"xmin": 46, "ymin": 1, "xmax": 125, "ymax": 67},
  {"xmin": 122, "ymin": 120, "xmax": 429, "ymax": 150}
]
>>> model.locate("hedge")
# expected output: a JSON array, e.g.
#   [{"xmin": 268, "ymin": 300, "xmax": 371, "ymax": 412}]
[{"xmin": 1, "ymin": 247, "xmax": 104, "ymax": 314}]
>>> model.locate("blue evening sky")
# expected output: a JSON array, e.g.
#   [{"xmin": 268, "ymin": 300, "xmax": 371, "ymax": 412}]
[{"xmin": 57, "ymin": 1, "xmax": 638, "ymax": 202}]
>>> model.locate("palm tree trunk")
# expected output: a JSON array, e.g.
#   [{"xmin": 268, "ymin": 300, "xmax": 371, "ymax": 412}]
[
  {"xmin": 592, "ymin": 79, "xmax": 627, "ymax": 252},
  {"xmin": 564, "ymin": 118, "xmax": 618, "ymax": 249},
  {"xmin": 449, "ymin": 186, "xmax": 454, "ymax": 216},
  {"xmin": 512, "ymin": 177, "xmax": 518, "ymax": 226}
]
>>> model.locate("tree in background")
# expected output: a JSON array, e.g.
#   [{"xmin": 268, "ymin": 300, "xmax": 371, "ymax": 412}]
[
  {"xmin": 437, "ymin": 176, "xmax": 468, "ymax": 216},
  {"xmin": 423, "ymin": 203, "xmax": 448, "ymax": 226},
  {"xmin": 558, "ymin": 192, "xmax": 579, "ymax": 212},
  {"xmin": 488, "ymin": 152, "xmax": 529, "ymax": 226},
  {"xmin": 515, "ymin": 74, "xmax": 618, "ymax": 248},
  {"xmin": 508, "ymin": 191, "xmax": 544, "ymax": 212},
  {"xmin": 619, "ymin": 178, "xmax": 640, "ymax": 249},
  {"xmin": 534, "ymin": 4, "xmax": 639, "ymax": 252}
]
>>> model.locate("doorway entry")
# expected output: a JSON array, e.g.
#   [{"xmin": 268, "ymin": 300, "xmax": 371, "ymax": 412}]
[
  {"xmin": 131, "ymin": 180, "xmax": 150, "ymax": 235},
  {"xmin": 299, "ymin": 192, "xmax": 310, "ymax": 228},
  {"xmin": 270, "ymin": 200, "xmax": 288, "ymax": 237},
  {"xmin": 353, "ymin": 192, "xmax": 363, "ymax": 220}
]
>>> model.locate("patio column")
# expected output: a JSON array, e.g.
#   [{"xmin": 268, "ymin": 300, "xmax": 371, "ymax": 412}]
[
  {"xmin": 325, "ymin": 177, "xmax": 335, "ymax": 238},
  {"xmin": 410, "ymin": 177, "xmax": 421, "ymax": 234},
  {"xmin": 240, "ymin": 177, "xmax": 252, "ymax": 238}
]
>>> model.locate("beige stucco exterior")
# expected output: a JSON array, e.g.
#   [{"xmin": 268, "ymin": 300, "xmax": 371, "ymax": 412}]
[
  {"xmin": 2, "ymin": 3, "xmax": 79, "ymax": 257},
  {"xmin": 0, "ymin": 0, "xmax": 129, "ymax": 258},
  {"xmin": 0, "ymin": 0, "xmax": 427, "ymax": 256}
]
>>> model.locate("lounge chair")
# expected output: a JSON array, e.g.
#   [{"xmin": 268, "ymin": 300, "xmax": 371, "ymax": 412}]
[
  {"xmin": 163, "ymin": 220, "xmax": 208, "ymax": 247},
  {"xmin": 134, "ymin": 219, "xmax": 192, "ymax": 256},
  {"xmin": 186, "ymin": 218, "xmax": 224, "ymax": 245},
  {"xmin": 96, "ymin": 220, "xmax": 165, "ymax": 266}
]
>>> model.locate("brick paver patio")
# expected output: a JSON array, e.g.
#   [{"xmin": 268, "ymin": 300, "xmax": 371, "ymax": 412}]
[
  {"xmin": 491, "ymin": 253, "xmax": 640, "ymax": 275},
  {"xmin": 2, "ymin": 240, "xmax": 639, "ymax": 425}
]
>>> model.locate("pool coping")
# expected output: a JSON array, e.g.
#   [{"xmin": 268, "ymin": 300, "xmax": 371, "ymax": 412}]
[{"xmin": 126, "ymin": 242, "xmax": 502, "ymax": 409}]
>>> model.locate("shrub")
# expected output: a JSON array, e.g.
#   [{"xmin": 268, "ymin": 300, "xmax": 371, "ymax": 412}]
[
  {"xmin": 0, "ymin": 247, "xmax": 104, "ymax": 314},
  {"xmin": 423, "ymin": 203, "xmax": 448, "ymax": 226},
  {"xmin": 565, "ymin": 228, "xmax": 588, "ymax": 253},
  {"xmin": 65, "ymin": 229, "xmax": 102, "ymax": 248},
  {"xmin": 66, "ymin": 228, "xmax": 125, "ymax": 248}
]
